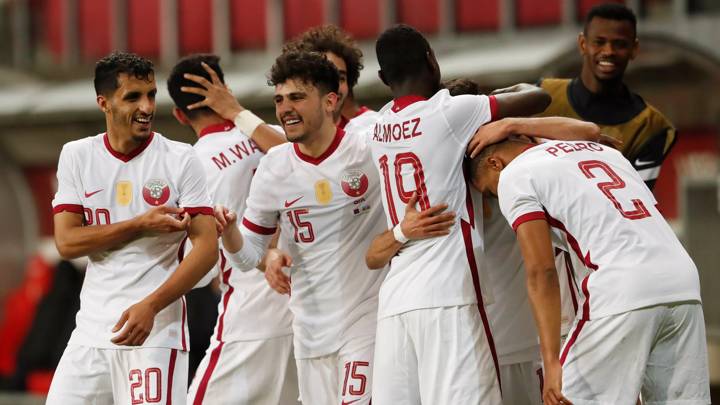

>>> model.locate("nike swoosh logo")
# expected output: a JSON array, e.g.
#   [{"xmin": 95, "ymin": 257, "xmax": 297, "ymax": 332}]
[
  {"xmin": 284, "ymin": 196, "xmax": 303, "ymax": 208},
  {"xmin": 341, "ymin": 400, "xmax": 361, "ymax": 405},
  {"xmin": 84, "ymin": 189, "xmax": 103, "ymax": 198},
  {"xmin": 634, "ymin": 158, "xmax": 657, "ymax": 167}
]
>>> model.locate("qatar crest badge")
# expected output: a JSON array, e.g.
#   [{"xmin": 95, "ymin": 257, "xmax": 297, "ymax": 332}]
[
  {"xmin": 341, "ymin": 170, "xmax": 369, "ymax": 197},
  {"xmin": 142, "ymin": 179, "xmax": 170, "ymax": 206}
]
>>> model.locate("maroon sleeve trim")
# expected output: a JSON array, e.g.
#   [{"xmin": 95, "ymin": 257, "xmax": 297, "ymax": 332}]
[
  {"xmin": 184, "ymin": 207, "xmax": 214, "ymax": 216},
  {"xmin": 242, "ymin": 218, "xmax": 276, "ymax": 235},
  {"xmin": 488, "ymin": 95, "xmax": 498, "ymax": 122},
  {"xmin": 511, "ymin": 211, "xmax": 547, "ymax": 232},
  {"xmin": 53, "ymin": 204, "xmax": 84, "ymax": 215}
]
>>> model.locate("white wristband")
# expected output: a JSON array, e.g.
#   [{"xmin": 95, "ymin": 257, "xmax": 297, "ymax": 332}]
[
  {"xmin": 233, "ymin": 109, "xmax": 265, "ymax": 135},
  {"xmin": 393, "ymin": 224, "xmax": 409, "ymax": 244}
]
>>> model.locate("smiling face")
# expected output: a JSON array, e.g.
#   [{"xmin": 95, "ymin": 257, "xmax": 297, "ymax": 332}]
[
  {"xmin": 274, "ymin": 78, "xmax": 336, "ymax": 143},
  {"xmin": 579, "ymin": 17, "xmax": 638, "ymax": 84},
  {"xmin": 98, "ymin": 72, "xmax": 157, "ymax": 143}
]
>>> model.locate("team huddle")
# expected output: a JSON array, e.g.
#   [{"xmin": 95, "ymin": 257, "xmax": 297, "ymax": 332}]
[{"xmin": 47, "ymin": 3, "xmax": 710, "ymax": 405}]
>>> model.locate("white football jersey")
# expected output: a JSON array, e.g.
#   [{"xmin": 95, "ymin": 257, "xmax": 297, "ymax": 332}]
[
  {"xmin": 498, "ymin": 140, "xmax": 701, "ymax": 320},
  {"xmin": 234, "ymin": 127, "xmax": 388, "ymax": 359},
  {"xmin": 342, "ymin": 106, "xmax": 379, "ymax": 135},
  {"xmin": 192, "ymin": 122, "xmax": 293, "ymax": 342},
  {"xmin": 368, "ymin": 89, "xmax": 497, "ymax": 318},
  {"xmin": 52, "ymin": 132, "xmax": 212, "ymax": 350},
  {"xmin": 481, "ymin": 197, "xmax": 539, "ymax": 362}
]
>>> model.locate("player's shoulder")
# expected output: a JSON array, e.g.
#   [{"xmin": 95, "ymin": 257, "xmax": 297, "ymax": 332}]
[
  {"xmin": 61, "ymin": 133, "xmax": 104, "ymax": 154},
  {"xmin": 255, "ymin": 142, "xmax": 294, "ymax": 178}
]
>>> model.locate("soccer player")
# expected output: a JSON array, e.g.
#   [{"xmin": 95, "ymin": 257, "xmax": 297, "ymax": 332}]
[
  {"xmin": 538, "ymin": 3, "xmax": 675, "ymax": 190},
  {"xmin": 283, "ymin": 24, "xmax": 377, "ymax": 132},
  {"xmin": 47, "ymin": 52, "xmax": 218, "ymax": 404},
  {"xmin": 167, "ymin": 54, "xmax": 298, "ymax": 405},
  {"xmin": 365, "ymin": 25, "xmax": 550, "ymax": 404},
  {"xmin": 469, "ymin": 135, "xmax": 710, "ymax": 405}
]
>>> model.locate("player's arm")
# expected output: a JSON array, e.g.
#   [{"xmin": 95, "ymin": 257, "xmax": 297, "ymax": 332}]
[
  {"xmin": 491, "ymin": 83, "xmax": 551, "ymax": 119},
  {"xmin": 366, "ymin": 194, "xmax": 455, "ymax": 269},
  {"xmin": 182, "ymin": 62, "xmax": 285, "ymax": 152},
  {"xmin": 111, "ymin": 212, "xmax": 218, "ymax": 346},
  {"xmin": 515, "ymin": 219, "xmax": 572, "ymax": 405},
  {"xmin": 54, "ymin": 205, "xmax": 190, "ymax": 259},
  {"xmin": 468, "ymin": 117, "xmax": 610, "ymax": 157}
]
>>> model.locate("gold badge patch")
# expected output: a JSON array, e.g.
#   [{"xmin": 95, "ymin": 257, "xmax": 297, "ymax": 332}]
[
  {"xmin": 314, "ymin": 179, "xmax": 332, "ymax": 205},
  {"xmin": 116, "ymin": 181, "xmax": 133, "ymax": 206}
]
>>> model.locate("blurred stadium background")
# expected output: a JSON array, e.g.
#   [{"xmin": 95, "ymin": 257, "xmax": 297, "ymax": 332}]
[{"xmin": 0, "ymin": 0, "xmax": 718, "ymax": 403}]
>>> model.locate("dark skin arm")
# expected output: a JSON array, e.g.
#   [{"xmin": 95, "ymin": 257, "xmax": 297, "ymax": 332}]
[
  {"xmin": 181, "ymin": 62, "xmax": 286, "ymax": 153},
  {"xmin": 54, "ymin": 205, "xmax": 190, "ymax": 259},
  {"xmin": 515, "ymin": 219, "xmax": 573, "ymax": 405},
  {"xmin": 366, "ymin": 193, "xmax": 455, "ymax": 269},
  {"xmin": 111, "ymin": 214, "xmax": 218, "ymax": 346},
  {"xmin": 492, "ymin": 83, "xmax": 551, "ymax": 120}
]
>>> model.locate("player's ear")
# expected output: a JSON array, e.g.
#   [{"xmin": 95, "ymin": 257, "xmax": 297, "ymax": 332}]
[
  {"xmin": 487, "ymin": 156, "xmax": 504, "ymax": 172},
  {"xmin": 378, "ymin": 70, "xmax": 388, "ymax": 87},
  {"xmin": 172, "ymin": 107, "xmax": 190, "ymax": 126},
  {"xmin": 96, "ymin": 95, "xmax": 109, "ymax": 114},
  {"xmin": 578, "ymin": 32, "xmax": 587, "ymax": 55},
  {"xmin": 325, "ymin": 92, "xmax": 338, "ymax": 114},
  {"xmin": 630, "ymin": 38, "xmax": 639, "ymax": 60}
]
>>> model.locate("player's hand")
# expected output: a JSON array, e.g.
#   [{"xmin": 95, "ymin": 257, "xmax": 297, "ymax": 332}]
[
  {"xmin": 182, "ymin": 62, "xmax": 244, "ymax": 121},
  {"xmin": 111, "ymin": 299, "xmax": 158, "ymax": 346},
  {"xmin": 213, "ymin": 205, "xmax": 237, "ymax": 235},
  {"xmin": 543, "ymin": 360, "xmax": 573, "ymax": 405},
  {"xmin": 137, "ymin": 206, "xmax": 190, "ymax": 233},
  {"xmin": 597, "ymin": 133, "xmax": 623, "ymax": 149},
  {"xmin": 468, "ymin": 119, "xmax": 514, "ymax": 158},
  {"xmin": 264, "ymin": 248, "xmax": 292, "ymax": 295},
  {"xmin": 400, "ymin": 193, "xmax": 455, "ymax": 240}
]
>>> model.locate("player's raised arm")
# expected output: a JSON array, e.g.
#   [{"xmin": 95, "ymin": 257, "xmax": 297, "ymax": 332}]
[
  {"xmin": 181, "ymin": 62, "xmax": 286, "ymax": 153},
  {"xmin": 366, "ymin": 194, "xmax": 455, "ymax": 269},
  {"xmin": 111, "ymin": 212, "xmax": 218, "ymax": 346},
  {"xmin": 491, "ymin": 83, "xmax": 551, "ymax": 119},
  {"xmin": 467, "ymin": 117, "xmax": 607, "ymax": 158}
]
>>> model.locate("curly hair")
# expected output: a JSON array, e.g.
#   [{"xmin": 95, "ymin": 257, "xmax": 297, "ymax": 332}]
[
  {"xmin": 94, "ymin": 51, "xmax": 154, "ymax": 96},
  {"xmin": 443, "ymin": 78, "xmax": 481, "ymax": 96},
  {"xmin": 167, "ymin": 54, "xmax": 225, "ymax": 119},
  {"xmin": 268, "ymin": 51, "xmax": 339, "ymax": 95},
  {"xmin": 283, "ymin": 25, "xmax": 363, "ymax": 90}
]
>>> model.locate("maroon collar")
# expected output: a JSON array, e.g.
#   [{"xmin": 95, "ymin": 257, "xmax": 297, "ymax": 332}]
[
  {"xmin": 338, "ymin": 106, "xmax": 372, "ymax": 129},
  {"xmin": 391, "ymin": 95, "xmax": 427, "ymax": 113},
  {"xmin": 355, "ymin": 105, "xmax": 371, "ymax": 117},
  {"xmin": 103, "ymin": 132, "xmax": 154, "ymax": 162},
  {"xmin": 294, "ymin": 126, "xmax": 345, "ymax": 166},
  {"xmin": 199, "ymin": 120, "xmax": 235, "ymax": 138}
]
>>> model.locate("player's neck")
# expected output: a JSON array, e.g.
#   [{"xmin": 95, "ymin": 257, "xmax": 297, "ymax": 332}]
[
  {"xmin": 106, "ymin": 126, "xmax": 145, "ymax": 155},
  {"xmin": 580, "ymin": 67, "xmax": 625, "ymax": 96},
  {"xmin": 340, "ymin": 97, "xmax": 360, "ymax": 120},
  {"xmin": 391, "ymin": 78, "xmax": 439, "ymax": 100},
  {"xmin": 298, "ymin": 119, "xmax": 338, "ymax": 158},
  {"xmin": 190, "ymin": 114, "xmax": 227, "ymax": 138}
]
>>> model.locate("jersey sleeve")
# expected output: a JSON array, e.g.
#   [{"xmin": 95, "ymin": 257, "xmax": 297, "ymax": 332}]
[
  {"xmin": 627, "ymin": 126, "xmax": 676, "ymax": 190},
  {"xmin": 52, "ymin": 144, "xmax": 84, "ymax": 215},
  {"xmin": 444, "ymin": 94, "xmax": 497, "ymax": 146},
  {"xmin": 497, "ymin": 166, "xmax": 546, "ymax": 232},
  {"xmin": 178, "ymin": 149, "xmax": 213, "ymax": 216},
  {"xmin": 226, "ymin": 158, "xmax": 279, "ymax": 271}
]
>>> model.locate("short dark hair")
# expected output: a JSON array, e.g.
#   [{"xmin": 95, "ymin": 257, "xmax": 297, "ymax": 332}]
[
  {"xmin": 167, "ymin": 54, "xmax": 225, "ymax": 119},
  {"xmin": 584, "ymin": 3, "xmax": 637, "ymax": 38},
  {"xmin": 268, "ymin": 51, "xmax": 339, "ymax": 95},
  {"xmin": 284, "ymin": 25, "xmax": 363, "ymax": 91},
  {"xmin": 444, "ymin": 78, "xmax": 481, "ymax": 96},
  {"xmin": 376, "ymin": 24, "xmax": 432, "ymax": 85},
  {"xmin": 94, "ymin": 52, "xmax": 154, "ymax": 96}
]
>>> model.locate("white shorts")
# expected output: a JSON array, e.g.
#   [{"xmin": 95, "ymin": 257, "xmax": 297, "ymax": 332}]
[
  {"xmin": 47, "ymin": 344, "xmax": 188, "ymax": 405},
  {"xmin": 296, "ymin": 333, "xmax": 374, "ymax": 405},
  {"xmin": 500, "ymin": 361, "xmax": 544, "ymax": 405},
  {"xmin": 188, "ymin": 334, "xmax": 299, "ymax": 404},
  {"xmin": 372, "ymin": 305, "xmax": 501, "ymax": 405},
  {"xmin": 561, "ymin": 302, "xmax": 710, "ymax": 405}
]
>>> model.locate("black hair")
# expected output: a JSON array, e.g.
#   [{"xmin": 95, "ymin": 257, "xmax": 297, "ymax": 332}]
[
  {"xmin": 167, "ymin": 54, "xmax": 225, "ymax": 119},
  {"xmin": 584, "ymin": 3, "xmax": 637, "ymax": 38},
  {"xmin": 284, "ymin": 25, "xmax": 363, "ymax": 91},
  {"xmin": 94, "ymin": 52, "xmax": 154, "ymax": 96},
  {"xmin": 268, "ymin": 51, "xmax": 339, "ymax": 95},
  {"xmin": 376, "ymin": 24, "xmax": 432, "ymax": 86}
]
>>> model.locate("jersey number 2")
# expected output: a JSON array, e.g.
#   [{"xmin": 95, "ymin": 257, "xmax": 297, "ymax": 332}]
[
  {"xmin": 578, "ymin": 160, "xmax": 650, "ymax": 220},
  {"xmin": 379, "ymin": 152, "xmax": 430, "ymax": 226}
]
